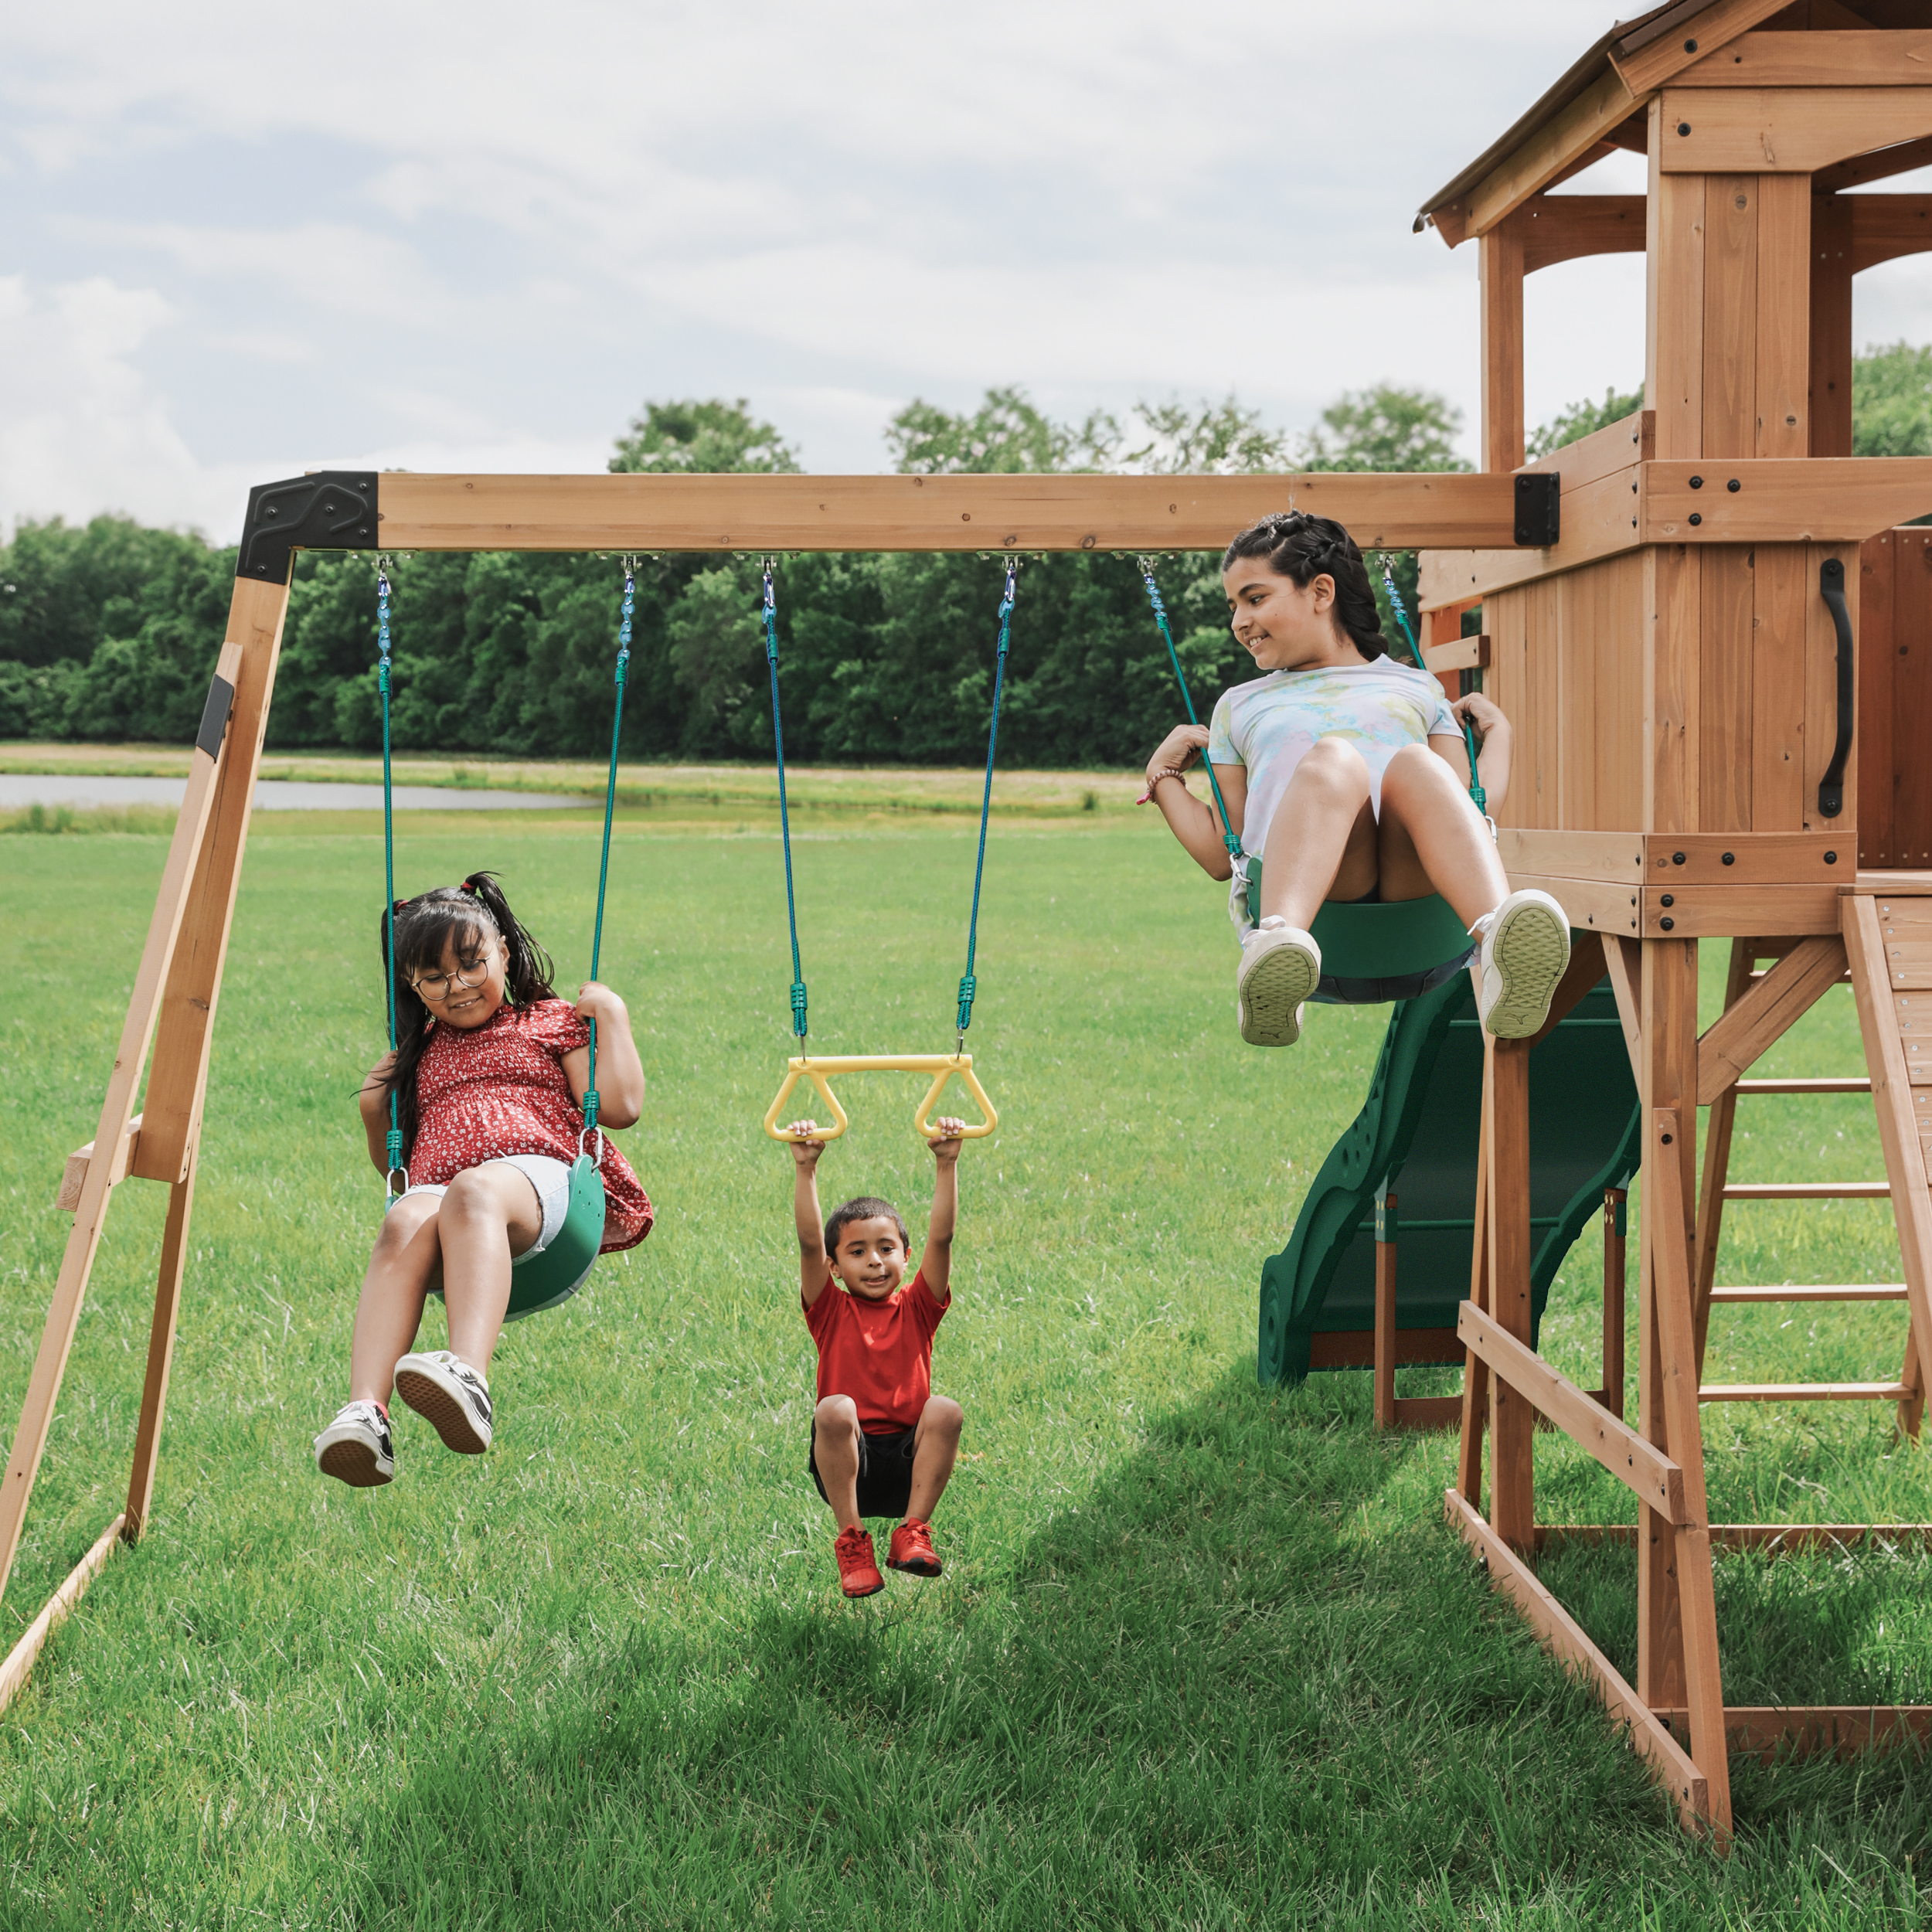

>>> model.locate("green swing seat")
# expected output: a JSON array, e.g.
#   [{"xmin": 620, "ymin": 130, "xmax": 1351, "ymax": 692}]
[{"xmin": 1244, "ymin": 859, "xmax": 1475, "ymax": 1005}]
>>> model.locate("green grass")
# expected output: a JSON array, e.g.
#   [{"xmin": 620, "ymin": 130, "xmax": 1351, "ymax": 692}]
[{"xmin": 4, "ymin": 807, "xmax": 1932, "ymax": 1928}]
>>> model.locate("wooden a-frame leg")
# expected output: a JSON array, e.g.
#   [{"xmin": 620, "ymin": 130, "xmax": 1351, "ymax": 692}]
[
  {"xmin": 1648, "ymin": 1107, "xmax": 1734, "ymax": 1845},
  {"xmin": 1457, "ymin": 1104, "xmax": 1491, "ymax": 1508},
  {"xmin": 1638, "ymin": 937, "xmax": 1699, "ymax": 1715},
  {"xmin": 1693, "ymin": 938, "xmax": 1755, "ymax": 1373},
  {"xmin": 124, "ymin": 1151, "xmax": 196, "ymax": 1543},
  {"xmin": 1486, "ymin": 1034, "xmax": 1536, "ymax": 1553},
  {"xmin": 1602, "ymin": 1187, "xmax": 1627, "ymax": 1422}
]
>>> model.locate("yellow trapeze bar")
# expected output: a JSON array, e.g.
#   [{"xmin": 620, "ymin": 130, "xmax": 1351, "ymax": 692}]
[{"xmin": 762, "ymin": 1053, "xmax": 998, "ymax": 1144}]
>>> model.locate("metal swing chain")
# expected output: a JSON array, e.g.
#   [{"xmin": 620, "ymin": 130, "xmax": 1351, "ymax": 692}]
[
  {"xmin": 580, "ymin": 556, "xmax": 635, "ymax": 1156},
  {"xmin": 1378, "ymin": 555, "xmax": 1487, "ymax": 818},
  {"xmin": 1138, "ymin": 558, "xmax": 1242, "ymax": 869},
  {"xmin": 956, "ymin": 560, "xmax": 1017, "ymax": 1051},
  {"xmin": 763, "ymin": 558, "xmax": 808, "ymax": 1042},
  {"xmin": 376, "ymin": 558, "xmax": 405, "ymax": 1197}
]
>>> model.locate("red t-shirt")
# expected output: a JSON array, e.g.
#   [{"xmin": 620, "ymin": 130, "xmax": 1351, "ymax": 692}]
[
  {"xmin": 407, "ymin": 997, "xmax": 651, "ymax": 1253},
  {"xmin": 803, "ymin": 1270, "xmax": 948, "ymax": 1434}
]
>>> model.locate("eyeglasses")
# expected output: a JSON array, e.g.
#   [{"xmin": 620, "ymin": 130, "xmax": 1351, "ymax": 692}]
[{"xmin": 408, "ymin": 949, "xmax": 498, "ymax": 1001}]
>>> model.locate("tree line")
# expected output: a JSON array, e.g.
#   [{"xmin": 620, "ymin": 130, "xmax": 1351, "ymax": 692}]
[{"xmin": 4, "ymin": 350, "xmax": 1927, "ymax": 766}]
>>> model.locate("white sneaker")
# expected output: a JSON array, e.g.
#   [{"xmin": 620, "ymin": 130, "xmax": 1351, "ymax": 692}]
[
  {"xmin": 1236, "ymin": 917, "xmax": 1321, "ymax": 1046},
  {"xmin": 315, "ymin": 1400, "xmax": 395, "ymax": 1488},
  {"xmin": 394, "ymin": 1350, "xmax": 494, "ymax": 1454},
  {"xmin": 1471, "ymin": 889, "xmax": 1571, "ymax": 1038}
]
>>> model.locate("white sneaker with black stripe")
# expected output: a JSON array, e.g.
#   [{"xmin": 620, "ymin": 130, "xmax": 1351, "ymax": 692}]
[
  {"xmin": 394, "ymin": 1350, "xmax": 494, "ymax": 1454},
  {"xmin": 315, "ymin": 1399, "xmax": 396, "ymax": 1487},
  {"xmin": 1471, "ymin": 889, "xmax": 1571, "ymax": 1038},
  {"xmin": 1236, "ymin": 917, "xmax": 1321, "ymax": 1047}
]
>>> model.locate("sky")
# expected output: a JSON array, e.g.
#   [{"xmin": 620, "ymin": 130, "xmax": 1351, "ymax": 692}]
[{"xmin": 5, "ymin": 1, "xmax": 1932, "ymax": 544}]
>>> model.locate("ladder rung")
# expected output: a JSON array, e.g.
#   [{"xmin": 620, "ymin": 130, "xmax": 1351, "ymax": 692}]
[
  {"xmin": 1734, "ymin": 1077, "xmax": 1872, "ymax": 1094},
  {"xmin": 1709, "ymin": 1284, "xmax": 1910, "ymax": 1304},
  {"xmin": 1722, "ymin": 1182, "xmax": 1893, "ymax": 1200},
  {"xmin": 1699, "ymin": 1382, "xmax": 1915, "ymax": 1403}
]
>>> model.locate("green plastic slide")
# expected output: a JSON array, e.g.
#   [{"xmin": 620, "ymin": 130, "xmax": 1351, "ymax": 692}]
[{"xmin": 1258, "ymin": 967, "xmax": 1641, "ymax": 1386}]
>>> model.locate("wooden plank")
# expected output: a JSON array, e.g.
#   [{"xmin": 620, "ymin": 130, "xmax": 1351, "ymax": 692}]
[
  {"xmin": 1659, "ymin": 1706, "xmax": 1932, "ymax": 1761},
  {"xmin": 1414, "ymin": 462, "xmax": 1645, "ymax": 609},
  {"xmin": 1662, "ymin": 88, "xmax": 1932, "ymax": 173},
  {"xmin": 1699, "ymin": 545, "xmax": 1755, "ymax": 832},
  {"xmin": 1810, "ymin": 196, "xmax": 1855, "ymax": 458},
  {"xmin": 1709, "ymin": 1284, "xmax": 1906, "ymax": 1302},
  {"xmin": 1605, "ymin": 935, "xmax": 1646, "ymax": 1087},
  {"xmin": 133, "ymin": 578, "xmax": 293, "ymax": 1184},
  {"xmin": 1857, "ymin": 532, "xmax": 1897, "ymax": 867},
  {"xmin": 1705, "ymin": 176, "xmax": 1760, "ymax": 461},
  {"xmin": 1696, "ymin": 934, "xmax": 1851, "ymax": 1101},
  {"xmin": 1599, "ymin": 553, "xmax": 1649, "ymax": 829},
  {"xmin": 1420, "ymin": 631, "xmax": 1489, "ymax": 675},
  {"xmin": 1458, "ymin": 1101, "xmax": 1492, "ymax": 1509},
  {"xmin": 1461, "ymin": 66, "xmax": 1641, "ymax": 240},
  {"xmin": 1647, "ymin": 460, "xmax": 1932, "ymax": 543},
  {"xmin": 1892, "ymin": 532, "xmax": 1932, "ymax": 867},
  {"xmin": 1733, "ymin": 1077, "xmax": 1869, "ymax": 1092},
  {"xmin": 1305, "ymin": 1327, "xmax": 1463, "ymax": 1371},
  {"xmin": 1817, "ymin": 133, "xmax": 1932, "ymax": 194},
  {"xmin": 1389, "ymin": 1396, "xmax": 1464, "ymax": 1430},
  {"xmin": 0, "ymin": 1515, "xmax": 124, "ymax": 1717},
  {"xmin": 1695, "ymin": 940, "xmax": 1755, "ymax": 1368},
  {"xmin": 1699, "ymin": 1380, "xmax": 1913, "ymax": 1400},
  {"xmin": 0, "ymin": 638, "xmax": 243, "ymax": 1607},
  {"xmin": 1541, "ymin": 1522, "xmax": 1932, "ymax": 1552},
  {"xmin": 1444, "ymin": 1490, "xmax": 1712, "ymax": 1835},
  {"xmin": 1517, "ymin": 409, "xmax": 1655, "ymax": 492},
  {"xmin": 1458, "ymin": 1300, "xmax": 1684, "ymax": 1518},
  {"xmin": 1646, "ymin": 1106, "xmax": 1735, "ymax": 1842},
  {"xmin": 1641, "ymin": 883, "xmax": 1841, "ymax": 939},
  {"xmin": 1646, "ymin": 542, "xmax": 1702, "ymax": 833},
  {"xmin": 1756, "ymin": 176, "xmax": 1809, "ymax": 460},
  {"xmin": 1605, "ymin": 1189, "xmax": 1628, "ymax": 1422},
  {"xmin": 55, "ymin": 1113, "xmax": 142, "ymax": 1213},
  {"xmin": 372, "ymin": 471, "xmax": 1532, "ymax": 556},
  {"xmin": 1643, "ymin": 832, "xmax": 1849, "ymax": 884},
  {"xmin": 1612, "ymin": 0, "xmax": 1796, "ymax": 95},
  {"xmin": 1845, "ymin": 895, "xmax": 1932, "ymax": 1464},
  {"xmin": 124, "ymin": 1158, "xmax": 196, "ymax": 1543},
  {"xmin": 1486, "ymin": 1037, "xmax": 1536, "ymax": 1550},
  {"xmin": 1482, "ymin": 224, "xmax": 1526, "ymax": 474},
  {"xmin": 1650, "ymin": 123, "xmax": 1707, "ymax": 464},
  {"xmin": 1722, "ymin": 1180, "xmax": 1891, "ymax": 1199},
  {"xmin": 1852, "ymin": 196, "xmax": 1932, "ymax": 274},
  {"xmin": 1751, "ymin": 544, "xmax": 1808, "ymax": 829},
  {"xmin": 1678, "ymin": 30, "xmax": 1932, "ymax": 87},
  {"xmin": 1515, "ymin": 194, "xmax": 1648, "ymax": 274}
]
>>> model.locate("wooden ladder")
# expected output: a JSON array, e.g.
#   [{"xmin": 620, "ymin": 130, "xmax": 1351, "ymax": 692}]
[{"xmin": 1694, "ymin": 896, "xmax": 1932, "ymax": 1434}]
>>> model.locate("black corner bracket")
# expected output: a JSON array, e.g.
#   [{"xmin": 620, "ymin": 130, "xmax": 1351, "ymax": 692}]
[
  {"xmin": 1513, "ymin": 471, "xmax": 1560, "ymax": 548},
  {"xmin": 236, "ymin": 472, "xmax": 379, "ymax": 583}
]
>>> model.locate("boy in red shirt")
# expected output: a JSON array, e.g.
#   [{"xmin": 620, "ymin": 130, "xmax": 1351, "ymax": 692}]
[{"xmin": 784, "ymin": 1114, "xmax": 968, "ymax": 1598}]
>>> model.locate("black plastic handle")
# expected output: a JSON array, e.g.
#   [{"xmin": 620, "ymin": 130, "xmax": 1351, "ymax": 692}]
[{"xmin": 1817, "ymin": 557, "xmax": 1853, "ymax": 819}]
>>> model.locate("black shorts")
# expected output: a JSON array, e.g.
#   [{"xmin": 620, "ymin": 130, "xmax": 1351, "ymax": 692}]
[{"xmin": 808, "ymin": 1423, "xmax": 918, "ymax": 1521}]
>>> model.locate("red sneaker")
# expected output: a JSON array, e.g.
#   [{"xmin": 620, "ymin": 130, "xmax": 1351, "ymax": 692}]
[
  {"xmin": 833, "ymin": 1526, "xmax": 884, "ymax": 1598},
  {"xmin": 886, "ymin": 1518, "xmax": 942, "ymax": 1577}
]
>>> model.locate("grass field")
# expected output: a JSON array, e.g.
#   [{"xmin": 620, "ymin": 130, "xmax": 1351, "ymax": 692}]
[{"xmin": 5, "ymin": 799, "xmax": 1932, "ymax": 1928}]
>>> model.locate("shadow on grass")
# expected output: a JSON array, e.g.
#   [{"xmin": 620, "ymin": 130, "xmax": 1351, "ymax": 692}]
[{"xmin": 343, "ymin": 1367, "xmax": 1932, "ymax": 1931}]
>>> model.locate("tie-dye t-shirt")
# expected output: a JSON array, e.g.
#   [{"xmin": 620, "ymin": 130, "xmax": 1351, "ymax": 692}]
[{"xmin": 1206, "ymin": 658, "xmax": 1459, "ymax": 859}]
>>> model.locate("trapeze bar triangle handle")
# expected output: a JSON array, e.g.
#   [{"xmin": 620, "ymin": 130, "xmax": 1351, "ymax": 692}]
[{"xmin": 760, "ymin": 1053, "xmax": 998, "ymax": 1141}]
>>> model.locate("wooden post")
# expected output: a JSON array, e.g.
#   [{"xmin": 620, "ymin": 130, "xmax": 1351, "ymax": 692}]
[
  {"xmin": 1481, "ymin": 223, "xmax": 1526, "ymax": 474},
  {"xmin": 1457, "ymin": 1094, "xmax": 1492, "ymax": 1508},
  {"xmin": 1695, "ymin": 939, "xmax": 1757, "ymax": 1369},
  {"xmin": 124, "ymin": 1154, "xmax": 196, "ymax": 1543},
  {"xmin": 1648, "ymin": 102, "xmax": 1706, "ymax": 463},
  {"xmin": 1374, "ymin": 1189, "xmax": 1398, "ymax": 1433},
  {"xmin": 1603, "ymin": 1187, "xmax": 1628, "ymax": 1421},
  {"xmin": 1486, "ymin": 1035, "xmax": 1536, "ymax": 1550},
  {"xmin": 1809, "ymin": 193, "xmax": 1855, "ymax": 459},
  {"xmin": 1638, "ymin": 936, "xmax": 1700, "ymax": 1712}
]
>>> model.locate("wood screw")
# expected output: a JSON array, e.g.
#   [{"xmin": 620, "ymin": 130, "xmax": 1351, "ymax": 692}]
[
  {"xmin": 1726, "ymin": 479, "xmax": 1740, "ymax": 492},
  {"xmin": 1677, "ymin": 122, "xmax": 1691, "ymax": 136},
  {"xmin": 1721, "ymin": 852, "xmax": 1734, "ymax": 865}
]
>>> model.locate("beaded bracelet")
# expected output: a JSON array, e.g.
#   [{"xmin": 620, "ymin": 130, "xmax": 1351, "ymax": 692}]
[{"xmin": 1136, "ymin": 766, "xmax": 1190, "ymax": 804}]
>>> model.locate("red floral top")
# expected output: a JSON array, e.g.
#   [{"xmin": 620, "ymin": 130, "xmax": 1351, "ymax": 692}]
[{"xmin": 407, "ymin": 998, "xmax": 651, "ymax": 1253}]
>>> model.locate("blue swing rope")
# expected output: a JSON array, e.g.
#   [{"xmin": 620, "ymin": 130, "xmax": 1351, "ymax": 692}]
[
  {"xmin": 763, "ymin": 560, "xmax": 808, "ymax": 1041},
  {"xmin": 580, "ymin": 559, "xmax": 635, "ymax": 1145},
  {"xmin": 1378, "ymin": 554, "xmax": 1486, "ymax": 817},
  {"xmin": 956, "ymin": 561, "xmax": 1016, "ymax": 1046},
  {"xmin": 377, "ymin": 560, "xmax": 403, "ymax": 1196},
  {"xmin": 1138, "ymin": 560, "xmax": 1242, "ymax": 869}
]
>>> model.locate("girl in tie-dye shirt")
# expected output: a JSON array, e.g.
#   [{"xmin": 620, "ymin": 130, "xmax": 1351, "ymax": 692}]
[{"xmin": 1141, "ymin": 510, "xmax": 1570, "ymax": 1049}]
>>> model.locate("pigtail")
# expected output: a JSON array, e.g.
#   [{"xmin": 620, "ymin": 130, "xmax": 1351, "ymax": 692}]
[{"xmin": 460, "ymin": 871, "xmax": 556, "ymax": 1006}]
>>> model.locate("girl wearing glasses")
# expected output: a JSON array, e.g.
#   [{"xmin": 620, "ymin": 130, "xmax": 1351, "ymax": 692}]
[{"xmin": 314, "ymin": 872, "xmax": 651, "ymax": 1488}]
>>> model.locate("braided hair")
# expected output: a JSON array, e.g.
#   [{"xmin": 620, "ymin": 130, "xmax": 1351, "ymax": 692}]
[
  {"xmin": 1221, "ymin": 511, "xmax": 1396, "ymax": 664},
  {"xmin": 375, "ymin": 871, "xmax": 558, "ymax": 1156}
]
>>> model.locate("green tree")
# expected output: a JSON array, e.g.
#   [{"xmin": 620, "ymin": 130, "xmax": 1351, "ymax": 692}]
[
  {"xmin": 1528, "ymin": 384, "xmax": 1645, "ymax": 458},
  {"xmin": 886, "ymin": 386, "xmax": 1117, "ymax": 474},
  {"xmin": 1853, "ymin": 342, "xmax": 1932, "ymax": 456},
  {"xmin": 1119, "ymin": 396, "xmax": 1294, "ymax": 474},
  {"xmin": 608, "ymin": 398, "xmax": 799, "ymax": 474},
  {"xmin": 1298, "ymin": 384, "xmax": 1468, "ymax": 474}
]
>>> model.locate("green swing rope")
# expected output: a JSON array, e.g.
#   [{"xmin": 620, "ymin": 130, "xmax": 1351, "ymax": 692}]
[
  {"xmin": 1379, "ymin": 555, "xmax": 1485, "ymax": 816},
  {"xmin": 580, "ymin": 560, "xmax": 635, "ymax": 1145},
  {"xmin": 377, "ymin": 561, "xmax": 403, "ymax": 1196},
  {"xmin": 956, "ymin": 561, "xmax": 1016, "ymax": 1046},
  {"xmin": 761, "ymin": 560, "xmax": 808, "ymax": 1041}
]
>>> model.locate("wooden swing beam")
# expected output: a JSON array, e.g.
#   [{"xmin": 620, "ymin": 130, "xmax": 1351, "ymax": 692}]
[{"xmin": 1, "ymin": 461, "xmax": 1561, "ymax": 1718}]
